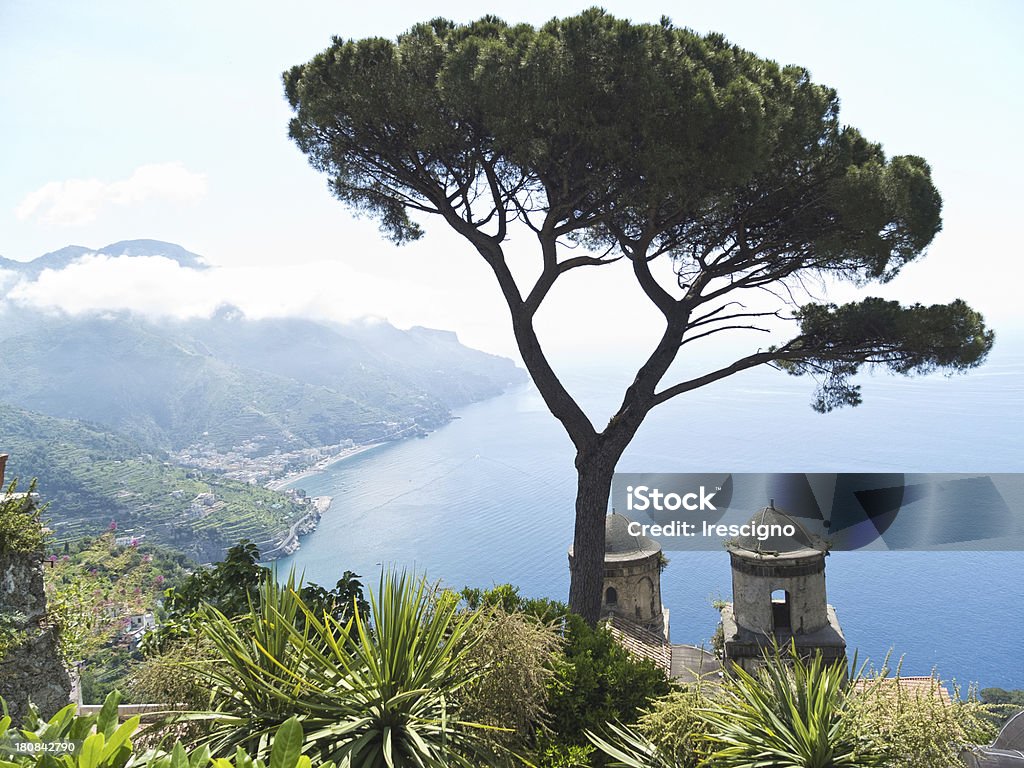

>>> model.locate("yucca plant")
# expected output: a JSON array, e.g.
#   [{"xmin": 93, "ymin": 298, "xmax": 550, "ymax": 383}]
[
  {"xmin": 187, "ymin": 569, "xmax": 499, "ymax": 767},
  {"xmin": 698, "ymin": 644, "xmax": 885, "ymax": 768},
  {"xmin": 587, "ymin": 721, "xmax": 680, "ymax": 768}
]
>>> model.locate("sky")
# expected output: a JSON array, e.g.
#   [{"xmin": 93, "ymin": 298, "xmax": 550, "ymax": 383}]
[{"xmin": 1, "ymin": 0, "xmax": 1022, "ymax": 362}]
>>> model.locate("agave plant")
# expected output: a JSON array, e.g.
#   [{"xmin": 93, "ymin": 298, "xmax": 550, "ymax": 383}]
[
  {"xmin": 698, "ymin": 644, "xmax": 886, "ymax": 768},
  {"xmin": 187, "ymin": 569, "xmax": 498, "ymax": 768}
]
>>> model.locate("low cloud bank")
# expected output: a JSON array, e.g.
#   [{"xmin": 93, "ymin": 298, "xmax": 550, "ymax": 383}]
[{"xmin": 0, "ymin": 250, "xmax": 444, "ymax": 330}]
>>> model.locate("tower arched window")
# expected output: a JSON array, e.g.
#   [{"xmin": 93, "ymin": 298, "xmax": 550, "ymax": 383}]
[
  {"xmin": 605, "ymin": 586, "xmax": 618, "ymax": 606},
  {"xmin": 771, "ymin": 589, "xmax": 791, "ymax": 632}
]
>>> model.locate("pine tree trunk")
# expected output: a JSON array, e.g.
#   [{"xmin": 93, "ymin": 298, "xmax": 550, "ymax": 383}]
[{"xmin": 567, "ymin": 453, "xmax": 616, "ymax": 626}]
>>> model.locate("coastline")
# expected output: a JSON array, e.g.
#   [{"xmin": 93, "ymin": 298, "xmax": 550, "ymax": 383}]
[{"xmin": 266, "ymin": 441, "xmax": 389, "ymax": 491}]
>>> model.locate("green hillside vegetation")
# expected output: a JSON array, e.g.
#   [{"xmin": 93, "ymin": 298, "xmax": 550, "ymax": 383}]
[
  {"xmin": 1, "ymin": 405, "xmax": 310, "ymax": 562},
  {"xmin": 43, "ymin": 534, "xmax": 190, "ymax": 704}
]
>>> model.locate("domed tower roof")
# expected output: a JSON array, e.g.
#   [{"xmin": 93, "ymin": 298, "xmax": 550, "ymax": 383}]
[
  {"xmin": 728, "ymin": 502, "xmax": 826, "ymax": 558},
  {"xmin": 568, "ymin": 512, "xmax": 663, "ymax": 562},
  {"xmin": 604, "ymin": 512, "xmax": 662, "ymax": 562}
]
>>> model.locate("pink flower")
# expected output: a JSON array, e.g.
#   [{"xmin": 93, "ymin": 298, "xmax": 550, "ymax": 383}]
[
  {"xmin": 108, "ymin": 521, "xmax": 118, "ymax": 531},
  {"xmin": 154, "ymin": 575, "xmax": 165, "ymax": 585}
]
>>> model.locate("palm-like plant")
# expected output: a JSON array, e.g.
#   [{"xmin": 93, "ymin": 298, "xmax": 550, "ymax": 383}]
[
  {"xmin": 699, "ymin": 645, "xmax": 885, "ymax": 768},
  {"xmin": 187, "ymin": 570, "xmax": 498, "ymax": 768}
]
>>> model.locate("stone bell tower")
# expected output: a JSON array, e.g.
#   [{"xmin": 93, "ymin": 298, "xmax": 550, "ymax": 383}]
[
  {"xmin": 719, "ymin": 502, "xmax": 846, "ymax": 673},
  {"xmin": 568, "ymin": 512, "xmax": 669, "ymax": 639}
]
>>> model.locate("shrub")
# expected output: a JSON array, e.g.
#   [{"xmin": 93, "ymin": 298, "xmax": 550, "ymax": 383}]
[
  {"xmin": 0, "ymin": 480, "xmax": 46, "ymax": 556},
  {"xmin": 1, "ymin": 691, "xmax": 138, "ymax": 768},
  {"xmin": 543, "ymin": 613, "xmax": 671, "ymax": 755},
  {"xmin": 0, "ymin": 693, "xmax": 333, "ymax": 768},
  {"xmin": 980, "ymin": 687, "xmax": 1024, "ymax": 727},
  {"xmin": 633, "ymin": 680, "xmax": 717, "ymax": 768},
  {"xmin": 845, "ymin": 666, "xmax": 998, "ymax": 768},
  {"xmin": 455, "ymin": 606, "xmax": 561, "ymax": 759}
]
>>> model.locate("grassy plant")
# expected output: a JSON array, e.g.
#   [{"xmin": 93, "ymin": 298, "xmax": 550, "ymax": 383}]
[
  {"xmin": 588, "ymin": 721, "xmax": 678, "ymax": 768},
  {"xmin": 698, "ymin": 646, "xmax": 884, "ymax": 768},
  {"xmin": 454, "ymin": 606, "xmax": 561, "ymax": 759}
]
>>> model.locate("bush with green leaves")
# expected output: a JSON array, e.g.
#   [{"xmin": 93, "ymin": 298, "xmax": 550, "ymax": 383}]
[
  {"xmin": 148, "ymin": 542, "xmax": 368, "ymax": 658},
  {"xmin": 0, "ymin": 480, "xmax": 46, "ymax": 557},
  {"xmin": 456, "ymin": 583, "xmax": 671, "ymax": 765},
  {"xmin": 543, "ymin": 612, "xmax": 671, "ymax": 760},
  {"xmin": 1, "ymin": 693, "xmax": 333, "ymax": 768},
  {"xmin": 1, "ymin": 692, "xmax": 137, "ymax": 768},
  {"xmin": 146, "ymin": 541, "xmax": 269, "ymax": 656}
]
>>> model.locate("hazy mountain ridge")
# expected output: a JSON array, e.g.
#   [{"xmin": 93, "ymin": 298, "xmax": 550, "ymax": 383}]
[
  {"xmin": 0, "ymin": 239, "xmax": 208, "ymax": 277},
  {"xmin": 0, "ymin": 240, "xmax": 526, "ymax": 454}
]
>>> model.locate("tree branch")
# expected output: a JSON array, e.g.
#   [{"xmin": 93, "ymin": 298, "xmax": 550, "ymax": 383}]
[{"xmin": 651, "ymin": 349, "xmax": 786, "ymax": 405}]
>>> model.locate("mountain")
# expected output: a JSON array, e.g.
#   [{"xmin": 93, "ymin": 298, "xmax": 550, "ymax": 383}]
[
  {"xmin": 0, "ymin": 239, "xmax": 207, "ymax": 278},
  {"xmin": 0, "ymin": 240, "xmax": 525, "ymax": 454},
  {"xmin": 0, "ymin": 309, "xmax": 523, "ymax": 453}
]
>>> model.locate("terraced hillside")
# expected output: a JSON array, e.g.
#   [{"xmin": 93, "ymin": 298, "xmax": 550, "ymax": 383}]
[{"xmin": 0, "ymin": 404, "xmax": 309, "ymax": 562}]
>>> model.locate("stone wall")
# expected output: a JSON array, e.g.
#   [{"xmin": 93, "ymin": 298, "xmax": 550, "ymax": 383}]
[{"xmin": 0, "ymin": 550, "xmax": 72, "ymax": 724}]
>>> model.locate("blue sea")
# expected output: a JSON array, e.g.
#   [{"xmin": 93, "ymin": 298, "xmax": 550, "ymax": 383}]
[{"xmin": 277, "ymin": 344, "xmax": 1024, "ymax": 691}]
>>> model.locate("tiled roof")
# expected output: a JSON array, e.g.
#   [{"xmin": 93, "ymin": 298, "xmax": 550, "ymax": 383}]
[
  {"xmin": 605, "ymin": 616, "xmax": 721, "ymax": 684},
  {"xmin": 605, "ymin": 616, "xmax": 671, "ymax": 675},
  {"xmin": 851, "ymin": 675, "xmax": 953, "ymax": 705}
]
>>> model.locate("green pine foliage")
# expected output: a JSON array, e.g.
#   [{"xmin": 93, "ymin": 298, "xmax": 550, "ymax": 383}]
[{"xmin": 980, "ymin": 687, "xmax": 1024, "ymax": 726}]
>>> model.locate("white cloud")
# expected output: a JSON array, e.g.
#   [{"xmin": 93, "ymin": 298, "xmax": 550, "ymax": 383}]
[
  {"xmin": 14, "ymin": 163, "xmax": 207, "ymax": 226},
  {"xmin": 4, "ymin": 252, "xmax": 454, "ymax": 331}
]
